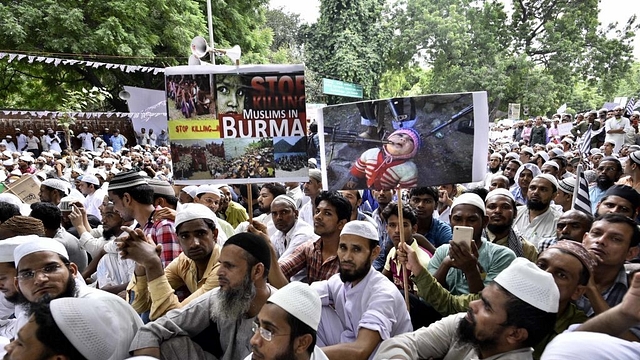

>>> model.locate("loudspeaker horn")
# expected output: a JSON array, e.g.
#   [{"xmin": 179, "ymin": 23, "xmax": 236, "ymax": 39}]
[
  {"xmin": 190, "ymin": 36, "xmax": 211, "ymax": 58},
  {"xmin": 118, "ymin": 90, "xmax": 131, "ymax": 100}
]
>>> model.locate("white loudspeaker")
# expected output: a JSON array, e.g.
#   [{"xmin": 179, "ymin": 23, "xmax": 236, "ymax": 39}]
[
  {"xmin": 188, "ymin": 55, "xmax": 201, "ymax": 66},
  {"xmin": 118, "ymin": 90, "xmax": 131, "ymax": 100},
  {"xmin": 190, "ymin": 36, "xmax": 211, "ymax": 58}
]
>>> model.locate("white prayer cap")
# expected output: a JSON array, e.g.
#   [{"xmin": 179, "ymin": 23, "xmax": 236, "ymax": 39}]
[
  {"xmin": 35, "ymin": 171, "xmax": 47, "ymax": 182},
  {"xmin": 268, "ymin": 282, "xmax": 322, "ymax": 330},
  {"xmin": 550, "ymin": 148, "xmax": 564, "ymax": 157},
  {"xmin": 14, "ymin": 238, "xmax": 69, "ymax": 267},
  {"xmin": 18, "ymin": 155, "xmax": 33, "ymax": 162},
  {"xmin": 42, "ymin": 178, "xmax": 71, "ymax": 195},
  {"xmin": 181, "ymin": 185, "xmax": 198, "ymax": 198},
  {"xmin": 9, "ymin": 169, "xmax": 21, "ymax": 177},
  {"xmin": 41, "ymin": 151, "xmax": 53, "ymax": 157},
  {"xmin": 542, "ymin": 160, "xmax": 560, "ymax": 170},
  {"xmin": 0, "ymin": 235, "xmax": 40, "ymax": 263},
  {"xmin": 452, "ymin": 193, "xmax": 486, "ymax": 216},
  {"xmin": 148, "ymin": 179, "xmax": 175, "ymax": 197},
  {"xmin": 272, "ymin": 194, "xmax": 297, "ymax": 209},
  {"xmin": 50, "ymin": 296, "xmax": 143, "ymax": 360},
  {"xmin": 521, "ymin": 147, "xmax": 534, "ymax": 156},
  {"xmin": 103, "ymin": 158, "xmax": 114, "ymax": 164},
  {"xmin": 535, "ymin": 151, "xmax": 550, "ymax": 162},
  {"xmin": 81, "ymin": 174, "xmax": 100, "ymax": 185},
  {"xmin": 494, "ymin": 258, "xmax": 560, "ymax": 313},
  {"xmin": 561, "ymin": 137, "xmax": 574, "ymax": 145},
  {"xmin": 94, "ymin": 170, "xmax": 108, "ymax": 180},
  {"xmin": 558, "ymin": 177, "xmax": 576, "ymax": 194},
  {"xmin": 2, "ymin": 160, "xmax": 13, "ymax": 166},
  {"xmin": 195, "ymin": 184, "xmax": 221, "ymax": 197},
  {"xmin": 485, "ymin": 188, "xmax": 515, "ymax": 202},
  {"xmin": 0, "ymin": 193, "xmax": 22, "ymax": 208},
  {"xmin": 534, "ymin": 174, "xmax": 559, "ymax": 192},
  {"xmin": 340, "ymin": 220, "xmax": 378, "ymax": 241},
  {"xmin": 174, "ymin": 203, "xmax": 217, "ymax": 230}
]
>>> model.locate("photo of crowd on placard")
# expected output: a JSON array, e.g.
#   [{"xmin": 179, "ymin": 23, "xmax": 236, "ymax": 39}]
[
  {"xmin": 170, "ymin": 137, "xmax": 275, "ymax": 181},
  {"xmin": 273, "ymin": 136, "xmax": 308, "ymax": 177},
  {"xmin": 322, "ymin": 93, "xmax": 477, "ymax": 191}
]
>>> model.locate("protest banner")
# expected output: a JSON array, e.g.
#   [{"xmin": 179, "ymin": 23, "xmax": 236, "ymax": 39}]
[
  {"xmin": 557, "ymin": 122, "xmax": 573, "ymax": 136},
  {"xmin": 318, "ymin": 92, "xmax": 489, "ymax": 190},
  {"xmin": 164, "ymin": 64, "xmax": 308, "ymax": 185}
]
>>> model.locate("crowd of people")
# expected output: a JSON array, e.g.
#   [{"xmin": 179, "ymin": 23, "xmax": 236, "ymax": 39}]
[{"xmin": 0, "ymin": 106, "xmax": 640, "ymax": 360}]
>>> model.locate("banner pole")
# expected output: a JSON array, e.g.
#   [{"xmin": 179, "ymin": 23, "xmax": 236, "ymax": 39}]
[{"xmin": 396, "ymin": 187, "xmax": 410, "ymax": 312}]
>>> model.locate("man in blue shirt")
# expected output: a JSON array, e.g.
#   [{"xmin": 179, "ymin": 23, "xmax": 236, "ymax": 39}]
[{"xmin": 409, "ymin": 187, "xmax": 452, "ymax": 248}]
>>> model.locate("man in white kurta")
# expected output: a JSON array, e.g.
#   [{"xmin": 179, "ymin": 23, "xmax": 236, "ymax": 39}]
[
  {"xmin": 310, "ymin": 221, "xmax": 413, "ymax": 359},
  {"xmin": 512, "ymin": 174, "xmax": 562, "ymax": 247},
  {"xmin": 604, "ymin": 106, "xmax": 631, "ymax": 153}
]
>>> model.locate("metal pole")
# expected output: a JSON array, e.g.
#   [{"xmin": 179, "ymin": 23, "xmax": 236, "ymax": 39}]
[
  {"xmin": 206, "ymin": 0, "xmax": 216, "ymax": 117},
  {"xmin": 206, "ymin": 0, "xmax": 216, "ymax": 65}
]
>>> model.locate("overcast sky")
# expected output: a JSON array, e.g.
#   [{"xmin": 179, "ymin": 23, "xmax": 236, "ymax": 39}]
[{"xmin": 269, "ymin": 0, "xmax": 640, "ymax": 59}]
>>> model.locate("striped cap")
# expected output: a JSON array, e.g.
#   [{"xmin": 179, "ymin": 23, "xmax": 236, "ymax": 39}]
[{"xmin": 108, "ymin": 171, "xmax": 148, "ymax": 191}]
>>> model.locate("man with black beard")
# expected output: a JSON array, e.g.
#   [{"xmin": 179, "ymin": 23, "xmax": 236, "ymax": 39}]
[
  {"xmin": 589, "ymin": 157, "xmax": 623, "ymax": 213},
  {"xmin": 376, "ymin": 258, "xmax": 559, "ymax": 359},
  {"xmin": 310, "ymin": 221, "xmax": 412, "ymax": 359},
  {"xmin": 484, "ymin": 189, "xmax": 538, "ymax": 262},
  {"xmin": 513, "ymin": 174, "xmax": 562, "ymax": 248},
  {"xmin": 130, "ymin": 232, "xmax": 275, "ymax": 360},
  {"xmin": 482, "ymin": 152, "xmax": 503, "ymax": 189},
  {"xmin": 9, "ymin": 239, "xmax": 115, "ymax": 338}
]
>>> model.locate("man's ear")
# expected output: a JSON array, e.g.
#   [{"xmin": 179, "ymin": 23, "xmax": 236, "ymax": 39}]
[
  {"xmin": 68, "ymin": 263, "xmax": 78, "ymax": 276},
  {"xmin": 571, "ymin": 284, "xmax": 587, "ymax": 301},
  {"xmin": 626, "ymin": 245, "xmax": 640, "ymax": 261},
  {"xmin": 505, "ymin": 326, "xmax": 528, "ymax": 345},
  {"xmin": 293, "ymin": 333, "xmax": 314, "ymax": 355}
]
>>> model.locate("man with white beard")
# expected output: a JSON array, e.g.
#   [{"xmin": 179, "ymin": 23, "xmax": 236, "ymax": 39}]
[{"xmin": 129, "ymin": 232, "xmax": 275, "ymax": 360}]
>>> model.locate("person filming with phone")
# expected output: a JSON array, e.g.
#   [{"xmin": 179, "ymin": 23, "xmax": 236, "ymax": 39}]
[{"xmin": 427, "ymin": 193, "xmax": 516, "ymax": 295}]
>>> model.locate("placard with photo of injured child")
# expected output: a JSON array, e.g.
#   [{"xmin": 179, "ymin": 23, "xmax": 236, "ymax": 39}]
[
  {"xmin": 164, "ymin": 64, "xmax": 308, "ymax": 185},
  {"xmin": 319, "ymin": 92, "xmax": 489, "ymax": 191}
]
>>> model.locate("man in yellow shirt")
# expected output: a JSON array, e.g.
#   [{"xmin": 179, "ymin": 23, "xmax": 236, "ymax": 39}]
[{"xmin": 124, "ymin": 203, "xmax": 221, "ymax": 320}]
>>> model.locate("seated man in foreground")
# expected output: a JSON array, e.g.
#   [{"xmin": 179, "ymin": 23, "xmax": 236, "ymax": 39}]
[
  {"xmin": 311, "ymin": 221, "xmax": 413, "ymax": 359},
  {"xmin": 375, "ymin": 258, "xmax": 559, "ymax": 359}
]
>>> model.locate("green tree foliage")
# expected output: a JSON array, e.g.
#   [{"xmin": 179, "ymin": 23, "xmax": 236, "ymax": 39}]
[
  {"xmin": 264, "ymin": 6, "xmax": 303, "ymax": 62},
  {"xmin": 386, "ymin": 0, "xmax": 638, "ymax": 118},
  {"xmin": 303, "ymin": 0, "xmax": 393, "ymax": 104},
  {"xmin": 0, "ymin": 0, "xmax": 271, "ymax": 110}
]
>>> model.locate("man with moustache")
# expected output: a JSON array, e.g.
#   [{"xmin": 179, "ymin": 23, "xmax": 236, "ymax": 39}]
[
  {"xmin": 129, "ymin": 232, "xmax": 275, "ymax": 360},
  {"xmin": 513, "ymin": 174, "xmax": 562, "ymax": 247},
  {"xmin": 483, "ymin": 152, "xmax": 503, "ymax": 189},
  {"xmin": 375, "ymin": 258, "xmax": 559, "ymax": 359},
  {"xmin": 266, "ymin": 191, "xmax": 351, "ymax": 288},
  {"xmin": 503, "ymin": 159, "xmax": 522, "ymax": 188},
  {"xmin": 0, "ymin": 236, "xmax": 40, "ymax": 338},
  {"xmin": 124, "ymin": 203, "xmax": 222, "ymax": 320},
  {"xmin": 578, "ymin": 213, "xmax": 640, "ymax": 340},
  {"xmin": 311, "ymin": 221, "xmax": 412, "ymax": 359},
  {"xmin": 299, "ymin": 169, "xmax": 323, "ymax": 226},
  {"xmin": 235, "ymin": 183, "xmax": 287, "ymax": 237},
  {"xmin": 538, "ymin": 209, "xmax": 594, "ymax": 252},
  {"xmin": 246, "ymin": 282, "xmax": 328, "ymax": 360},
  {"xmin": 428, "ymin": 193, "xmax": 516, "ymax": 295},
  {"xmin": 594, "ymin": 184, "xmax": 640, "ymax": 219},
  {"xmin": 483, "ymin": 189, "xmax": 538, "ymax": 262},
  {"xmin": 10, "ymin": 239, "xmax": 119, "ymax": 339},
  {"xmin": 268, "ymin": 195, "xmax": 317, "ymax": 260},
  {"xmin": 589, "ymin": 157, "xmax": 623, "ymax": 213}
]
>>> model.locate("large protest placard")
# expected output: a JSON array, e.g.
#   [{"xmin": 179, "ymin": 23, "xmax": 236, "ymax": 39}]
[
  {"xmin": 319, "ymin": 92, "xmax": 489, "ymax": 190},
  {"xmin": 164, "ymin": 64, "xmax": 308, "ymax": 185}
]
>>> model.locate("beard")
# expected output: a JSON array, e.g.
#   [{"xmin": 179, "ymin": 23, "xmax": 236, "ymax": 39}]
[
  {"xmin": 21, "ymin": 272, "xmax": 77, "ymax": 312},
  {"xmin": 487, "ymin": 222, "xmax": 513, "ymax": 235},
  {"xmin": 210, "ymin": 272, "xmax": 256, "ymax": 323},
  {"xmin": 489, "ymin": 165, "xmax": 500, "ymax": 173},
  {"xmin": 5, "ymin": 291, "xmax": 20, "ymax": 304},
  {"xmin": 102, "ymin": 225, "xmax": 121, "ymax": 240},
  {"xmin": 80, "ymin": 163, "xmax": 88, "ymax": 171},
  {"xmin": 596, "ymin": 177, "xmax": 614, "ymax": 190},
  {"xmin": 457, "ymin": 311, "xmax": 500, "ymax": 352},
  {"xmin": 527, "ymin": 199, "xmax": 549, "ymax": 211},
  {"xmin": 339, "ymin": 258, "xmax": 371, "ymax": 284},
  {"xmin": 252, "ymin": 343, "xmax": 296, "ymax": 360}
]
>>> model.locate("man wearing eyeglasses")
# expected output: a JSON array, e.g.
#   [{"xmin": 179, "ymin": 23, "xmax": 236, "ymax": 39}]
[
  {"xmin": 246, "ymin": 282, "xmax": 328, "ymax": 360},
  {"xmin": 9, "ymin": 239, "xmax": 121, "ymax": 338}
]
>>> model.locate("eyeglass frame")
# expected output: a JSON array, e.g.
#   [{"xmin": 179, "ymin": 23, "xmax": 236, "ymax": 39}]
[
  {"xmin": 16, "ymin": 263, "xmax": 65, "ymax": 281},
  {"xmin": 251, "ymin": 321, "xmax": 290, "ymax": 342}
]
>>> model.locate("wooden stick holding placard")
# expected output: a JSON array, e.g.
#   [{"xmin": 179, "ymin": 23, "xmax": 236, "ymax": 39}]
[
  {"xmin": 247, "ymin": 184, "xmax": 253, "ymax": 222},
  {"xmin": 396, "ymin": 187, "xmax": 410, "ymax": 312}
]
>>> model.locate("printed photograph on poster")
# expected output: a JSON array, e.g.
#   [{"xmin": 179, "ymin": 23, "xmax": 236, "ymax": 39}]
[
  {"xmin": 164, "ymin": 64, "xmax": 309, "ymax": 185},
  {"xmin": 171, "ymin": 138, "xmax": 274, "ymax": 180},
  {"xmin": 320, "ymin": 92, "xmax": 489, "ymax": 191}
]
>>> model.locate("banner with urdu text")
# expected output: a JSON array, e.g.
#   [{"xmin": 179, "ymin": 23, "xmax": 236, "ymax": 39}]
[{"xmin": 164, "ymin": 64, "xmax": 307, "ymax": 185}]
